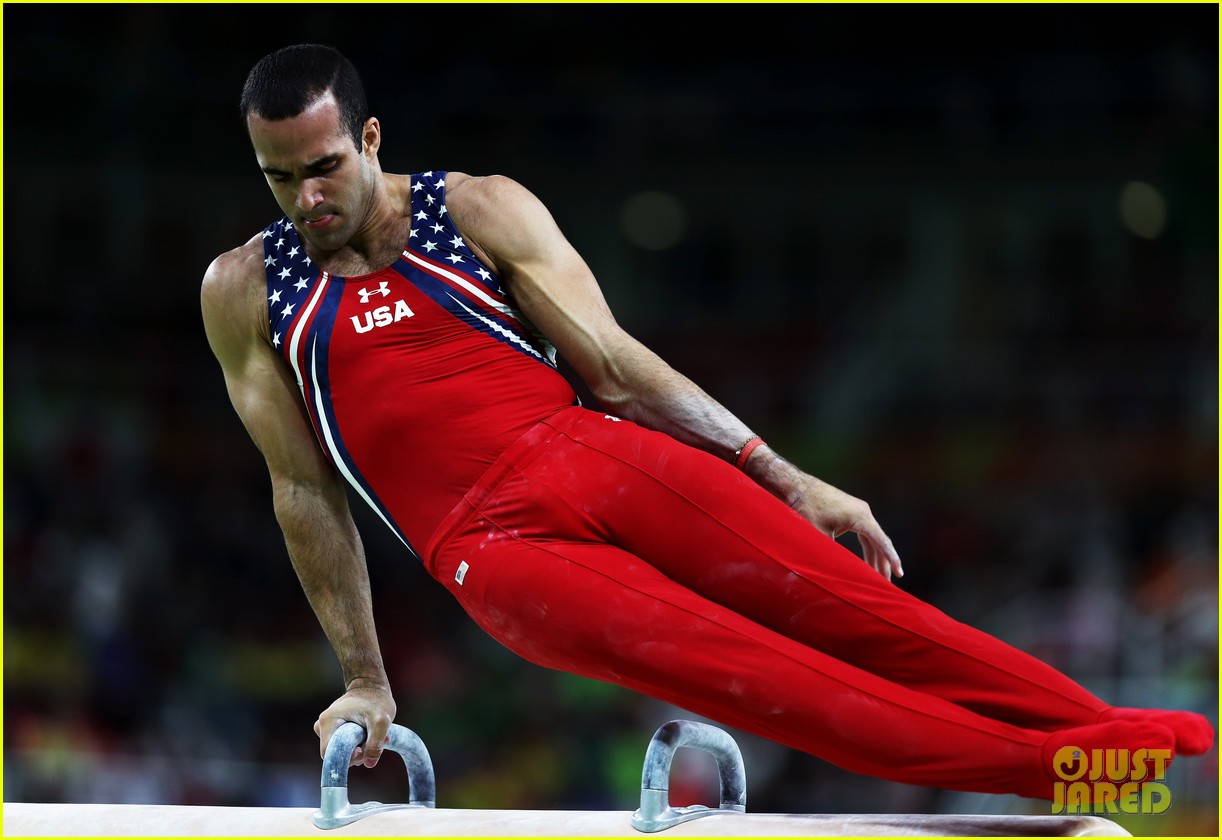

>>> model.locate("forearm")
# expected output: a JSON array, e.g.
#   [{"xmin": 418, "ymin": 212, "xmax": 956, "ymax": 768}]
[
  {"xmin": 273, "ymin": 478, "xmax": 389, "ymax": 690},
  {"xmin": 593, "ymin": 340, "xmax": 809, "ymax": 501},
  {"xmin": 599, "ymin": 364, "xmax": 749, "ymax": 456}
]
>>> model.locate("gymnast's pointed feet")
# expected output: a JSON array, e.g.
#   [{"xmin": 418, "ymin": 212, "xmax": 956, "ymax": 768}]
[
  {"xmin": 1023, "ymin": 721, "xmax": 1176, "ymax": 801},
  {"xmin": 1099, "ymin": 706, "xmax": 1215, "ymax": 755}
]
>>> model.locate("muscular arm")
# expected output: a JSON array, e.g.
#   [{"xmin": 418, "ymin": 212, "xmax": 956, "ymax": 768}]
[
  {"xmin": 200, "ymin": 241, "xmax": 395, "ymax": 764},
  {"xmin": 449, "ymin": 174, "xmax": 902, "ymax": 579}
]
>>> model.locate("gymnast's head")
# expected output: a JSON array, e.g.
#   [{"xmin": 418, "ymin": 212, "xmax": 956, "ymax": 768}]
[
  {"xmin": 240, "ymin": 44, "xmax": 384, "ymax": 247},
  {"xmin": 240, "ymin": 44, "xmax": 369, "ymax": 151}
]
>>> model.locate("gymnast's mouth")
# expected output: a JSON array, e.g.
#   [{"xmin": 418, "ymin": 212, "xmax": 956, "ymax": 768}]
[{"xmin": 302, "ymin": 214, "xmax": 336, "ymax": 229}]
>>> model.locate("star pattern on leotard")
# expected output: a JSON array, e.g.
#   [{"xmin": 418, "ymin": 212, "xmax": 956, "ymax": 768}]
[
  {"xmin": 262, "ymin": 218, "xmax": 319, "ymax": 348},
  {"xmin": 408, "ymin": 172, "xmax": 484, "ymax": 276},
  {"xmin": 261, "ymin": 170, "xmax": 503, "ymax": 350}
]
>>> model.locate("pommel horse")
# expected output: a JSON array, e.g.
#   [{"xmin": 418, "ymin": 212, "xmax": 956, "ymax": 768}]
[{"xmin": 2, "ymin": 720, "xmax": 1131, "ymax": 836}]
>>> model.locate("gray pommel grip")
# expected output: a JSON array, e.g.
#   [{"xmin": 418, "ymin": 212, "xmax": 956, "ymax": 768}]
[
  {"xmin": 630, "ymin": 719, "xmax": 747, "ymax": 833},
  {"xmin": 313, "ymin": 721, "xmax": 436, "ymax": 830}
]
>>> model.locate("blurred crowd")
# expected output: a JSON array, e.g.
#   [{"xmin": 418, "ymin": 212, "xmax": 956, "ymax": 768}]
[{"xmin": 3, "ymin": 4, "xmax": 1217, "ymax": 837}]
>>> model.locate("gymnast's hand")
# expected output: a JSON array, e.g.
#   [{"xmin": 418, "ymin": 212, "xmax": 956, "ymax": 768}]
[
  {"xmin": 314, "ymin": 680, "xmax": 398, "ymax": 768},
  {"xmin": 790, "ymin": 474, "xmax": 904, "ymax": 582}
]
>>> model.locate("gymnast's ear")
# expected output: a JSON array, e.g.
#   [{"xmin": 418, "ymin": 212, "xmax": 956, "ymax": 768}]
[{"xmin": 361, "ymin": 117, "xmax": 381, "ymax": 158}]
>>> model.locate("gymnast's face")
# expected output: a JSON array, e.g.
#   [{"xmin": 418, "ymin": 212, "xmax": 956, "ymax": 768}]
[{"xmin": 247, "ymin": 91, "xmax": 380, "ymax": 251}]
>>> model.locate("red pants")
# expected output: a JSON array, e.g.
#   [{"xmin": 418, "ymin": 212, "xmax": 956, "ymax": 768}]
[{"xmin": 424, "ymin": 406, "xmax": 1109, "ymax": 798}]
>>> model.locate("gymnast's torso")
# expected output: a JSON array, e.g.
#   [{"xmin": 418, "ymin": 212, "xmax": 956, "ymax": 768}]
[{"xmin": 260, "ymin": 170, "xmax": 577, "ymax": 559}]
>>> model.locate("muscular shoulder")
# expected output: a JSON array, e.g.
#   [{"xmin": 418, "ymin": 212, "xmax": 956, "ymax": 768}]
[
  {"xmin": 201, "ymin": 232, "xmax": 271, "ymax": 357},
  {"xmin": 203, "ymin": 232, "xmax": 265, "ymax": 301},
  {"xmin": 444, "ymin": 172, "xmax": 564, "ymax": 271},
  {"xmin": 445, "ymin": 172, "xmax": 539, "ymax": 220}
]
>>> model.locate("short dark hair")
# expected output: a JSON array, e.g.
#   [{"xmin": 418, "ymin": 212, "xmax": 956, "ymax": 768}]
[{"xmin": 240, "ymin": 44, "xmax": 368, "ymax": 149}]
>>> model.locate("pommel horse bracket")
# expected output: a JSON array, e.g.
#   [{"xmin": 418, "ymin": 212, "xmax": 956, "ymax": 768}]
[
  {"xmin": 631, "ymin": 720, "xmax": 748, "ymax": 832},
  {"xmin": 312, "ymin": 721, "xmax": 435, "ymax": 829}
]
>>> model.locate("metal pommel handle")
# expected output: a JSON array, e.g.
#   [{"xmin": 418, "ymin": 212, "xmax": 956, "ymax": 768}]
[
  {"xmin": 631, "ymin": 720, "xmax": 747, "ymax": 832},
  {"xmin": 313, "ymin": 722, "xmax": 436, "ymax": 830}
]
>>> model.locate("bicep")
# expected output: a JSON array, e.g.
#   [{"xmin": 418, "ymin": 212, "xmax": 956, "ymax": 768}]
[
  {"xmin": 201, "ymin": 262, "xmax": 340, "ymax": 495},
  {"xmin": 464, "ymin": 177, "xmax": 645, "ymax": 392},
  {"xmin": 223, "ymin": 348, "xmax": 336, "ymax": 486},
  {"xmin": 224, "ymin": 353, "xmax": 356, "ymax": 539}
]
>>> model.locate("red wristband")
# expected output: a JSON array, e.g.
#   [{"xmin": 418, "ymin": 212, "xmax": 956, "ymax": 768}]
[{"xmin": 733, "ymin": 435, "xmax": 765, "ymax": 470}]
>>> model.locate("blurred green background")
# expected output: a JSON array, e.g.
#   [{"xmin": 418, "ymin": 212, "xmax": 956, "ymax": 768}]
[{"xmin": 3, "ymin": 3, "xmax": 1217, "ymax": 835}]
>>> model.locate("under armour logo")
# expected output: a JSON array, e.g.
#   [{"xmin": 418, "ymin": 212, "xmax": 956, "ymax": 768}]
[{"xmin": 358, "ymin": 282, "xmax": 391, "ymax": 303}]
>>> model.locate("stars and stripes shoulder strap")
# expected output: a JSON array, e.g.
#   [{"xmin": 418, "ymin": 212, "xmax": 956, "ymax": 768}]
[{"xmin": 259, "ymin": 218, "xmax": 321, "ymax": 353}]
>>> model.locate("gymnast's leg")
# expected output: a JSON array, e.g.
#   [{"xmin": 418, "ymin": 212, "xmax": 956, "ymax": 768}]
[
  {"xmin": 496, "ymin": 409, "xmax": 1212, "ymax": 755},
  {"xmin": 426, "ymin": 512, "xmax": 1175, "ymax": 800}
]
